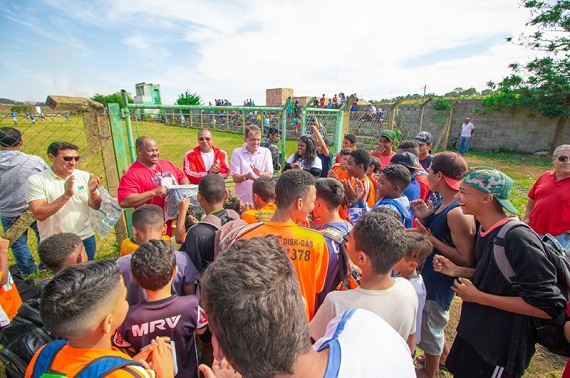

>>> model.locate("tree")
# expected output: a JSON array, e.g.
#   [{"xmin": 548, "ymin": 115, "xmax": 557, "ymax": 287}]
[
  {"xmin": 91, "ymin": 92, "xmax": 133, "ymax": 108},
  {"xmin": 483, "ymin": 0, "xmax": 570, "ymax": 150},
  {"xmin": 176, "ymin": 90, "xmax": 201, "ymax": 106}
]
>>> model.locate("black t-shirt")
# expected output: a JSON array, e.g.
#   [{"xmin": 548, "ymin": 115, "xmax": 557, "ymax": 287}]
[
  {"xmin": 456, "ymin": 223, "xmax": 565, "ymax": 375},
  {"xmin": 181, "ymin": 209, "xmax": 237, "ymax": 272}
]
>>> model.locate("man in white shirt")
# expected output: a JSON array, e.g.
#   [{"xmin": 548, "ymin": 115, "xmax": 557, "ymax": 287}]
[
  {"xmin": 458, "ymin": 118, "xmax": 475, "ymax": 154},
  {"xmin": 231, "ymin": 125, "xmax": 273, "ymax": 204},
  {"xmin": 26, "ymin": 142, "xmax": 102, "ymax": 260}
]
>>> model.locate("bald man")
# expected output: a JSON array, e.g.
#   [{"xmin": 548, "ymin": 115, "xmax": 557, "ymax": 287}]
[{"xmin": 118, "ymin": 136, "xmax": 189, "ymax": 235}]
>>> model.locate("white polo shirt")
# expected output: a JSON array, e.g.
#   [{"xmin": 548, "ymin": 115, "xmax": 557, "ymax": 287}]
[
  {"xmin": 231, "ymin": 145, "xmax": 273, "ymax": 203},
  {"xmin": 26, "ymin": 168, "xmax": 94, "ymax": 240}
]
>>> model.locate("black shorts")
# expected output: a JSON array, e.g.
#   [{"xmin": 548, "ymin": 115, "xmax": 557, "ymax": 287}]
[{"xmin": 447, "ymin": 336, "xmax": 518, "ymax": 378}]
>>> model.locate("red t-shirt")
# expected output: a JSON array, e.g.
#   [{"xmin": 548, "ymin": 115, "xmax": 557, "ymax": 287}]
[
  {"xmin": 118, "ymin": 160, "xmax": 186, "ymax": 210},
  {"xmin": 528, "ymin": 171, "xmax": 570, "ymax": 235}
]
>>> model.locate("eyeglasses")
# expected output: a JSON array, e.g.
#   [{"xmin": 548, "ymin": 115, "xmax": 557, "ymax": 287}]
[
  {"xmin": 557, "ymin": 155, "xmax": 569, "ymax": 163},
  {"xmin": 62, "ymin": 156, "xmax": 80, "ymax": 162},
  {"xmin": 199, "ymin": 137, "xmax": 211, "ymax": 141}
]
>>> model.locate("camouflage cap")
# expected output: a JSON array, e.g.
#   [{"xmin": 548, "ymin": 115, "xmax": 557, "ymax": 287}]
[{"xmin": 462, "ymin": 167, "xmax": 518, "ymax": 214}]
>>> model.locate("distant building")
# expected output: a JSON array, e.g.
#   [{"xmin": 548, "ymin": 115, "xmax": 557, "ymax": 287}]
[{"xmin": 134, "ymin": 82, "xmax": 162, "ymax": 105}]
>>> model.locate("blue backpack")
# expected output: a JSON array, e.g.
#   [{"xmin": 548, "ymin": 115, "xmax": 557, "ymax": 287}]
[
  {"xmin": 372, "ymin": 198, "xmax": 413, "ymax": 228},
  {"xmin": 30, "ymin": 340, "xmax": 144, "ymax": 378}
]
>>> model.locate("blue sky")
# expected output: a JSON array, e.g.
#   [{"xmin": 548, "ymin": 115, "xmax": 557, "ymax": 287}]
[{"xmin": 0, "ymin": 0, "xmax": 538, "ymax": 104}]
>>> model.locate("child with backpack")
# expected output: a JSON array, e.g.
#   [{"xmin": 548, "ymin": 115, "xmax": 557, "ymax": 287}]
[
  {"xmin": 114, "ymin": 240, "xmax": 207, "ymax": 378},
  {"xmin": 312, "ymin": 178, "xmax": 355, "ymax": 306},
  {"xmin": 371, "ymin": 164, "xmax": 414, "ymax": 228},
  {"xmin": 431, "ymin": 167, "xmax": 566, "ymax": 378},
  {"xmin": 25, "ymin": 260, "xmax": 174, "ymax": 378}
]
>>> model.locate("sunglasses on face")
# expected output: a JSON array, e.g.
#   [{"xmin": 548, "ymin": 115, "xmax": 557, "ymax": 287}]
[
  {"xmin": 62, "ymin": 156, "xmax": 80, "ymax": 162},
  {"xmin": 557, "ymin": 155, "xmax": 569, "ymax": 163}
]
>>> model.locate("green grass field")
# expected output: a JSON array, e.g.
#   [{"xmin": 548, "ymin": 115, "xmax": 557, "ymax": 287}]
[{"xmin": 0, "ymin": 114, "xmax": 563, "ymax": 377}]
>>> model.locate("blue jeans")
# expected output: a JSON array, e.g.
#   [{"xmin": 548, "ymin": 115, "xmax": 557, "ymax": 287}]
[
  {"xmin": 458, "ymin": 136, "xmax": 471, "ymax": 154},
  {"xmin": 82, "ymin": 235, "xmax": 96, "ymax": 261},
  {"xmin": 553, "ymin": 232, "xmax": 570, "ymax": 251},
  {"xmin": 0, "ymin": 215, "xmax": 38, "ymax": 275}
]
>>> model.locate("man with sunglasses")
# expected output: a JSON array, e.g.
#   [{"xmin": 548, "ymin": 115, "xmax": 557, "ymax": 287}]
[
  {"xmin": 524, "ymin": 144, "xmax": 570, "ymax": 250},
  {"xmin": 183, "ymin": 129, "xmax": 229, "ymax": 184},
  {"xmin": 26, "ymin": 142, "xmax": 103, "ymax": 260}
]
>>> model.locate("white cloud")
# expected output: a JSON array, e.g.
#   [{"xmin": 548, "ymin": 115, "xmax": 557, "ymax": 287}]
[{"xmin": 1, "ymin": 0, "xmax": 542, "ymax": 104}]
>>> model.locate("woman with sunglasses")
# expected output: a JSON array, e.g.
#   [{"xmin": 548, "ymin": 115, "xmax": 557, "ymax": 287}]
[
  {"xmin": 283, "ymin": 135, "xmax": 322, "ymax": 177},
  {"xmin": 524, "ymin": 144, "xmax": 570, "ymax": 250}
]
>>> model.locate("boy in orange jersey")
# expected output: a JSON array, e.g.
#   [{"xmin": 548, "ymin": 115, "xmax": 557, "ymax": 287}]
[
  {"xmin": 241, "ymin": 176, "xmax": 276, "ymax": 224},
  {"xmin": 25, "ymin": 260, "xmax": 174, "ymax": 378},
  {"xmin": 238, "ymin": 170, "xmax": 329, "ymax": 320},
  {"xmin": 340, "ymin": 149, "xmax": 376, "ymax": 223}
]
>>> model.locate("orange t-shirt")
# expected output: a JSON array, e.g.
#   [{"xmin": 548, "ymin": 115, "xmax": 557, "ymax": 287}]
[
  {"xmin": 339, "ymin": 176, "xmax": 376, "ymax": 221},
  {"xmin": 25, "ymin": 343, "xmax": 155, "ymax": 378},
  {"xmin": 239, "ymin": 221, "xmax": 329, "ymax": 320},
  {"xmin": 330, "ymin": 164, "xmax": 349, "ymax": 181},
  {"xmin": 119, "ymin": 235, "xmax": 171, "ymax": 257},
  {"xmin": 241, "ymin": 204, "xmax": 277, "ymax": 224},
  {"xmin": 0, "ymin": 271, "xmax": 22, "ymax": 326}
]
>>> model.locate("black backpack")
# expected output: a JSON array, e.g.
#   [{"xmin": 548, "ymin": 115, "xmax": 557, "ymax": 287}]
[
  {"xmin": 0, "ymin": 298, "xmax": 54, "ymax": 378},
  {"xmin": 493, "ymin": 220, "xmax": 570, "ymax": 357}
]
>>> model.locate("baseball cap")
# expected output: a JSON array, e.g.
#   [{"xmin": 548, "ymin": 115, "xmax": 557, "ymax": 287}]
[
  {"xmin": 462, "ymin": 167, "xmax": 518, "ymax": 214},
  {"xmin": 430, "ymin": 151, "xmax": 468, "ymax": 191},
  {"xmin": 380, "ymin": 130, "xmax": 397, "ymax": 142},
  {"xmin": 390, "ymin": 152, "xmax": 419, "ymax": 170},
  {"xmin": 414, "ymin": 131, "xmax": 433, "ymax": 144}
]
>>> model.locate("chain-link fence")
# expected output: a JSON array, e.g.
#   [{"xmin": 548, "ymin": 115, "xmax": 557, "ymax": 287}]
[
  {"xmin": 0, "ymin": 101, "xmax": 121, "ymax": 267},
  {"xmin": 346, "ymin": 100, "xmax": 457, "ymax": 152}
]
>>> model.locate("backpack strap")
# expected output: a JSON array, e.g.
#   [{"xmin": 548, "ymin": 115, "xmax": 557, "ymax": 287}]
[
  {"xmin": 492, "ymin": 220, "xmax": 528, "ymax": 283},
  {"xmin": 30, "ymin": 340, "xmax": 67, "ymax": 378},
  {"xmin": 375, "ymin": 198, "xmax": 407, "ymax": 225},
  {"xmin": 76, "ymin": 356, "xmax": 145, "ymax": 378},
  {"xmin": 321, "ymin": 224, "xmax": 353, "ymax": 290},
  {"xmin": 200, "ymin": 209, "xmax": 240, "ymax": 230}
]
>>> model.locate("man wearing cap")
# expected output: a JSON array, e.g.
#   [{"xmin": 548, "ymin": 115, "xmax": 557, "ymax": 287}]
[
  {"xmin": 458, "ymin": 118, "xmax": 475, "ymax": 154},
  {"xmin": 410, "ymin": 152, "xmax": 476, "ymax": 378},
  {"xmin": 370, "ymin": 130, "xmax": 398, "ymax": 170},
  {"xmin": 432, "ymin": 167, "xmax": 565, "ymax": 377},
  {"xmin": 183, "ymin": 129, "xmax": 229, "ymax": 184},
  {"xmin": 0, "ymin": 127, "xmax": 48, "ymax": 274},
  {"xmin": 415, "ymin": 131, "xmax": 435, "ymax": 170},
  {"xmin": 524, "ymin": 144, "xmax": 570, "ymax": 250},
  {"xmin": 261, "ymin": 127, "xmax": 281, "ymax": 172}
]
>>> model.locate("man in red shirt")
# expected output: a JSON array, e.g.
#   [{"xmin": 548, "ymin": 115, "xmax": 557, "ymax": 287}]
[
  {"xmin": 118, "ymin": 136, "xmax": 189, "ymax": 235},
  {"xmin": 524, "ymin": 144, "xmax": 570, "ymax": 250},
  {"xmin": 183, "ymin": 129, "xmax": 229, "ymax": 184}
]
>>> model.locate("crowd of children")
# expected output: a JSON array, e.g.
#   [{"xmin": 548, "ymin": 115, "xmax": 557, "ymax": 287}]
[{"xmin": 1, "ymin": 122, "xmax": 569, "ymax": 377}]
